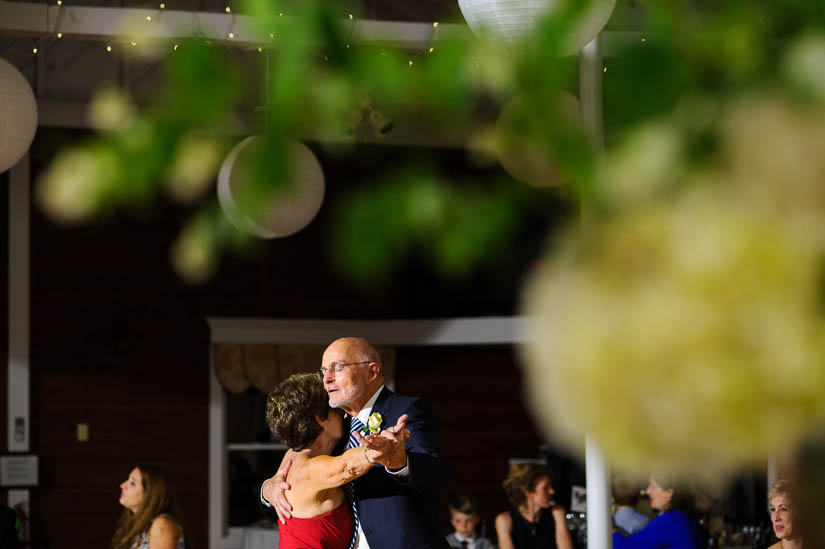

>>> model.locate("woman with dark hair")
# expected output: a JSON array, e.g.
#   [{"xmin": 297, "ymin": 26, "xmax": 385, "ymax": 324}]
[
  {"xmin": 112, "ymin": 464, "xmax": 189, "ymax": 549},
  {"xmin": 612, "ymin": 475, "xmax": 703, "ymax": 549},
  {"xmin": 265, "ymin": 373, "xmax": 408, "ymax": 549},
  {"xmin": 494, "ymin": 463, "xmax": 573, "ymax": 549},
  {"xmin": 767, "ymin": 479, "xmax": 802, "ymax": 549}
]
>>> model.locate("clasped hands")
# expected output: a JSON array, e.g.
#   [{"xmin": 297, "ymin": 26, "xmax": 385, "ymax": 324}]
[{"xmin": 356, "ymin": 413, "xmax": 410, "ymax": 470}]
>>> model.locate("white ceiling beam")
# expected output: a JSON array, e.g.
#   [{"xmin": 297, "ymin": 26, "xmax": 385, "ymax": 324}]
[{"xmin": 0, "ymin": 1, "xmax": 472, "ymax": 48}]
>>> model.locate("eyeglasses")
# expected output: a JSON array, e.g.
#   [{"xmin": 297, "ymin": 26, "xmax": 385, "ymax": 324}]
[{"xmin": 319, "ymin": 360, "xmax": 371, "ymax": 377}]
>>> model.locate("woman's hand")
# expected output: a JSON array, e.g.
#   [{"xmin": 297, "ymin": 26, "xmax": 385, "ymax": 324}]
[{"xmin": 262, "ymin": 455, "xmax": 293, "ymax": 523}]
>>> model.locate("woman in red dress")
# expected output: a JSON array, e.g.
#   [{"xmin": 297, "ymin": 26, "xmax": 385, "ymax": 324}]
[{"xmin": 265, "ymin": 373, "xmax": 407, "ymax": 549}]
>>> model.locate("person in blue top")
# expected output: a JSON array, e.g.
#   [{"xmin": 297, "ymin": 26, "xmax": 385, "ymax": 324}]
[{"xmin": 612, "ymin": 475, "xmax": 703, "ymax": 549}]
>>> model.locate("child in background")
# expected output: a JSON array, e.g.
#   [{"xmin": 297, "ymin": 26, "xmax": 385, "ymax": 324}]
[
  {"xmin": 447, "ymin": 495, "xmax": 496, "ymax": 549},
  {"xmin": 612, "ymin": 476, "xmax": 651, "ymax": 535}
]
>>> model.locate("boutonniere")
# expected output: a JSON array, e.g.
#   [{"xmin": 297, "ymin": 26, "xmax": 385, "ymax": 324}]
[{"xmin": 364, "ymin": 412, "xmax": 383, "ymax": 435}]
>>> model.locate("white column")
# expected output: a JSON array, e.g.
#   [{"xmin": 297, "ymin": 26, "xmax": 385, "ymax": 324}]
[
  {"xmin": 8, "ymin": 153, "xmax": 31, "ymax": 512},
  {"xmin": 586, "ymin": 436, "xmax": 612, "ymax": 548},
  {"xmin": 579, "ymin": 34, "xmax": 612, "ymax": 549},
  {"xmin": 767, "ymin": 455, "xmax": 778, "ymax": 491}
]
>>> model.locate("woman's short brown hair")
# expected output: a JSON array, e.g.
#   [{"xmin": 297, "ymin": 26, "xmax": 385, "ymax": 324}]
[
  {"xmin": 266, "ymin": 373, "xmax": 331, "ymax": 451},
  {"xmin": 503, "ymin": 463, "xmax": 551, "ymax": 509}
]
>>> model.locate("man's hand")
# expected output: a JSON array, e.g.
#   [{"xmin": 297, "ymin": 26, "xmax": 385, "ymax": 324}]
[
  {"xmin": 262, "ymin": 456, "xmax": 293, "ymax": 523},
  {"xmin": 358, "ymin": 414, "xmax": 409, "ymax": 470}
]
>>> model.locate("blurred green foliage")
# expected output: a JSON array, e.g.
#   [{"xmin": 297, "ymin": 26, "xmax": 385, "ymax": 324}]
[{"xmin": 35, "ymin": 0, "xmax": 825, "ymax": 286}]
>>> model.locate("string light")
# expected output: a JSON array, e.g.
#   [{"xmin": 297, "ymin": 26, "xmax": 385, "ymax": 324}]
[
  {"xmin": 131, "ymin": 40, "xmax": 137, "ymax": 46},
  {"xmin": 32, "ymin": 47, "xmax": 38, "ymax": 54},
  {"xmin": 428, "ymin": 47, "xmax": 434, "ymax": 53},
  {"xmin": 257, "ymin": 47, "xmax": 263, "ymax": 52},
  {"xmin": 225, "ymin": 6, "xmax": 231, "ymax": 12},
  {"xmin": 348, "ymin": 13, "xmax": 353, "ymax": 20},
  {"xmin": 56, "ymin": 0, "xmax": 62, "ymax": 5},
  {"xmin": 408, "ymin": 60, "xmax": 413, "ymax": 67},
  {"xmin": 346, "ymin": 44, "xmax": 350, "ymax": 48},
  {"xmin": 641, "ymin": 37, "xmax": 646, "ymax": 42},
  {"xmin": 227, "ymin": 32, "xmax": 234, "ymax": 38},
  {"xmin": 57, "ymin": 32, "xmax": 63, "ymax": 38},
  {"xmin": 145, "ymin": 15, "xmax": 152, "ymax": 21},
  {"xmin": 603, "ymin": 66, "xmax": 607, "ymax": 72},
  {"xmin": 269, "ymin": 32, "xmax": 275, "ymax": 39},
  {"xmin": 106, "ymin": 45, "xmax": 112, "ymax": 52},
  {"xmin": 279, "ymin": 12, "xmax": 283, "ymax": 16},
  {"xmin": 159, "ymin": 2, "xmax": 165, "ymax": 8},
  {"xmin": 173, "ymin": 43, "xmax": 179, "ymax": 50},
  {"xmin": 432, "ymin": 21, "xmax": 438, "ymax": 28}
]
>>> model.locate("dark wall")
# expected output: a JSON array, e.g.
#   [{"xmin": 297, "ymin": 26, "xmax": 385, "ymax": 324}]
[
  {"xmin": 0, "ymin": 170, "xmax": 7, "ymax": 496},
  {"xmin": 396, "ymin": 345, "xmax": 546, "ymax": 537},
  {"xmin": 26, "ymin": 128, "xmax": 568, "ymax": 548}
]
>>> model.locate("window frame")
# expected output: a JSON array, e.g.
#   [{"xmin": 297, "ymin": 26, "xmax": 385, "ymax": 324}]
[{"xmin": 207, "ymin": 316, "xmax": 523, "ymax": 548}]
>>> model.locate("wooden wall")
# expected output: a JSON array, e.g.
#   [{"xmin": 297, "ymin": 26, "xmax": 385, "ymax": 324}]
[
  {"xmin": 21, "ymin": 128, "xmax": 570, "ymax": 548},
  {"xmin": 0, "ymin": 171, "xmax": 8, "ymax": 500}
]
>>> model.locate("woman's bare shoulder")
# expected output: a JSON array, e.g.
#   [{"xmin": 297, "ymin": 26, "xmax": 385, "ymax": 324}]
[
  {"xmin": 495, "ymin": 511, "xmax": 513, "ymax": 528},
  {"xmin": 149, "ymin": 515, "xmax": 182, "ymax": 540}
]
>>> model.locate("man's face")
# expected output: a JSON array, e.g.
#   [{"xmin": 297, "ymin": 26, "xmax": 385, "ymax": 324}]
[
  {"xmin": 322, "ymin": 340, "xmax": 372, "ymax": 412},
  {"xmin": 450, "ymin": 511, "xmax": 479, "ymax": 538}
]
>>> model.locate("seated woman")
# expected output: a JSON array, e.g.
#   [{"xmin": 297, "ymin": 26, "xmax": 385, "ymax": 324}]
[
  {"xmin": 612, "ymin": 475, "xmax": 703, "ymax": 549},
  {"xmin": 112, "ymin": 464, "xmax": 189, "ymax": 549},
  {"xmin": 266, "ymin": 373, "xmax": 408, "ymax": 549},
  {"xmin": 768, "ymin": 479, "xmax": 801, "ymax": 549},
  {"xmin": 494, "ymin": 463, "xmax": 573, "ymax": 549}
]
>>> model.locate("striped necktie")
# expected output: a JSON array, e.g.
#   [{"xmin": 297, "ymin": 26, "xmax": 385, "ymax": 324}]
[{"xmin": 346, "ymin": 417, "xmax": 365, "ymax": 549}]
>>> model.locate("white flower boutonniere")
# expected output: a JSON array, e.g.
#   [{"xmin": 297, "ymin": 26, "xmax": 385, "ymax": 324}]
[{"xmin": 364, "ymin": 412, "xmax": 383, "ymax": 435}]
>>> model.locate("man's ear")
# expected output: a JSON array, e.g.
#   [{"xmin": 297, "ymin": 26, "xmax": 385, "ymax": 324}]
[
  {"xmin": 366, "ymin": 362, "xmax": 381, "ymax": 382},
  {"xmin": 315, "ymin": 415, "xmax": 326, "ymax": 428}
]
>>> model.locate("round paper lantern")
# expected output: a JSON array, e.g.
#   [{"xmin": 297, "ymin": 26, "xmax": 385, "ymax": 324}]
[
  {"xmin": 457, "ymin": 0, "xmax": 617, "ymax": 55},
  {"xmin": 217, "ymin": 136, "xmax": 325, "ymax": 238},
  {"xmin": 495, "ymin": 91, "xmax": 579, "ymax": 187},
  {"xmin": 0, "ymin": 57, "xmax": 38, "ymax": 173}
]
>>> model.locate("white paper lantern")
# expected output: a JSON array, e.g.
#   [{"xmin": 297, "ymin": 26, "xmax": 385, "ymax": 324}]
[
  {"xmin": 217, "ymin": 136, "xmax": 325, "ymax": 238},
  {"xmin": 0, "ymin": 57, "xmax": 38, "ymax": 173},
  {"xmin": 495, "ymin": 91, "xmax": 580, "ymax": 186},
  {"xmin": 457, "ymin": 0, "xmax": 617, "ymax": 56}
]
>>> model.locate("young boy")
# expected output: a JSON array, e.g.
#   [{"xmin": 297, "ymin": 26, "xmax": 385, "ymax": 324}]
[{"xmin": 446, "ymin": 495, "xmax": 495, "ymax": 549}]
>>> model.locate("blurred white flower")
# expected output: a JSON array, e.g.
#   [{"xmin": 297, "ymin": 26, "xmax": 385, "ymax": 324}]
[
  {"xmin": 521, "ymin": 187, "xmax": 825, "ymax": 479},
  {"xmin": 170, "ymin": 222, "xmax": 218, "ymax": 284},
  {"xmin": 601, "ymin": 120, "xmax": 683, "ymax": 206},
  {"xmin": 36, "ymin": 148, "xmax": 119, "ymax": 223},
  {"xmin": 88, "ymin": 87, "xmax": 136, "ymax": 132},
  {"xmin": 721, "ymin": 91, "xmax": 825, "ymax": 227},
  {"xmin": 165, "ymin": 134, "xmax": 224, "ymax": 202},
  {"xmin": 783, "ymin": 33, "xmax": 825, "ymax": 100}
]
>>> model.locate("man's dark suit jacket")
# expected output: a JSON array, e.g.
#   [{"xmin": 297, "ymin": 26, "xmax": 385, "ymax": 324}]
[
  {"xmin": 261, "ymin": 386, "xmax": 452, "ymax": 549},
  {"xmin": 341, "ymin": 387, "xmax": 451, "ymax": 549}
]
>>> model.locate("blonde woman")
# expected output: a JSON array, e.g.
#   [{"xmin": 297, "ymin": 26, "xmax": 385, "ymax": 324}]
[
  {"xmin": 768, "ymin": 480, "xmax": 802, "ymax": 549},
  {"xmin": 113, "ymin": 464, "xmax": 188, "ymax": 549}
]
